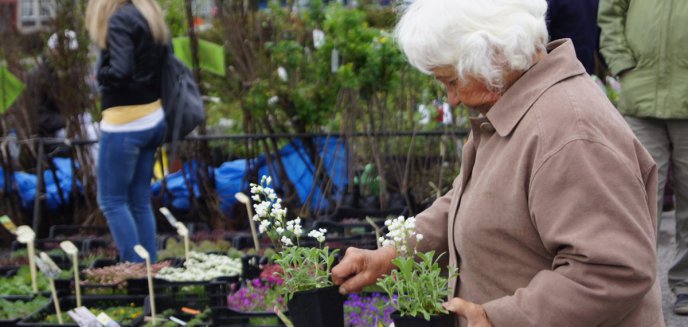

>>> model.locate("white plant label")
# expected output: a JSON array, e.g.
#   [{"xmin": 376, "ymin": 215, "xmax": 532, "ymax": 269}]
[
  {"xmin": 159, "ymin": 207, "xmax": 179, "ymax": 226},
  {"xmin": 60, "ymin": 241, "xmax": 79, "ymax": 256},
  {"xmin": 313, "ymin": 29, "xmax": 325, "ymax": 49},
  {"xmin": 134, "ymin": 245, "xmax": 149, "ymax": 260},
  {"xmin": 0, "ymin": 215, "xmax": 17, "ymax": 234},
  {"xmin": 15, "ymin": 225, "xmax": 36, "ymax": 244}
]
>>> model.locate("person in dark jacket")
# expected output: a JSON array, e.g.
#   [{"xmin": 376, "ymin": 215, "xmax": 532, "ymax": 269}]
[
  {"xmin": 86, "ymin": 0, "xmax": 169, "ymax": 262},
  {"xmin": 26, "ymin": 31, "xmax": 81, "ymax": 138},
  {"xmin": 546, "ymin": 0, "xmax": 600, "ymax": 74}
]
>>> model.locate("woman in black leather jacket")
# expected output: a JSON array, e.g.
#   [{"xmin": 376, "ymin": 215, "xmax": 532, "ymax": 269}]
[{"xmin": 86, "ymin": 0, "xmax": 169, "ymax": 263}]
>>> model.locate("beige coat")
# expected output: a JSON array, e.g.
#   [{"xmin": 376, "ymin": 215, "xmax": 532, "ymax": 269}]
[{"xmin": 415, "ymin": 40, "xmax": 664, "ymax": 326}]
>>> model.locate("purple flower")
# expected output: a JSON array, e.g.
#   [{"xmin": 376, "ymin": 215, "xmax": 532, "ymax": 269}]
[
  {"xmin": 227, "ymin": 278, "xmax": 285, "ymax": 312},
  {"xmin": 344, "ymin": 293, "xmax": 395, "ymax": 327}
]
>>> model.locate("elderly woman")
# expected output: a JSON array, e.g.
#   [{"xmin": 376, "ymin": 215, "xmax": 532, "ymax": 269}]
[{"xmin": 332, "ymin": 0, "xmax": 664, "ymax": 326}]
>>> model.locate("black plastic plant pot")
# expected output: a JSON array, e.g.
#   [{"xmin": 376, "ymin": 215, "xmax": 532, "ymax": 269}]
[
  {"xmin": 286, "ymin": 285, "xmax": 345, "ymax": 327},
  {"xmin": 391, "ymin": 311, "xmax": 456, "ymax": 327}
]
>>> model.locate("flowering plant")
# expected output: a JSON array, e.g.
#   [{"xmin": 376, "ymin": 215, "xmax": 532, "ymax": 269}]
[
  {"xmin": 250, "ymin": 176, "xmax": 338, "ymax": 301},
  {"xmin": 376, "ymin": 216, "xmax": 457, "ymax": 321},
  {"xmin": 155, "ymin": 252, "xmax": 241, "ymax": 282},
  {"xmin": 227, "ymin": 277, "xmax": 285, "ymax": 312},
  {"xmin": 344, "ymin": 293, "xmax": 396, "ymax": 327}
]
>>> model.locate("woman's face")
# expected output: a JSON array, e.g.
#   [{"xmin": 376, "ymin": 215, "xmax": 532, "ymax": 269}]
[{"xmin": 431, "ymin": 66, "xmax": 500, "ymax": 114}]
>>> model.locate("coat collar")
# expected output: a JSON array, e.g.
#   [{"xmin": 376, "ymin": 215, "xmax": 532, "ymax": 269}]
[{"xmin": 486, "ymin": 39, "xmax": 586, "ymax": 137}]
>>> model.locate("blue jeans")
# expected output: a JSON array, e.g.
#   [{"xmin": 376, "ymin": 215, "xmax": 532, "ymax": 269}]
[{"xmin": 97, "ymin": 121, "xmax": 165, "ymax": 262}]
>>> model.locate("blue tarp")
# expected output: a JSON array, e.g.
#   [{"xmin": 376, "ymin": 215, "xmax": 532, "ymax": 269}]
[
  {"xmin": 5, "ymin": 137, "xmax": 347, "ymax": 215},
  {"xmin": 4, "ymin": 157, "xmax": 77, "ymax": 211},
  {"xmin": 153, "ymin": 136, "xmax": 348, "ymax": 215}
]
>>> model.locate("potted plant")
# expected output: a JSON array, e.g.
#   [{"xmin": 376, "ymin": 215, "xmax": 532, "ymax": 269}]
[
  {"xmin": 225, "ymin": 269, "xmax": 285, "ymax": 326},
  {"xmin": 250, "ymin": 176, "xmax": 344, "ymax": 327},
  {"xmin": 376, "ymin": 216, "xmax": 457, "ymax": 327}
]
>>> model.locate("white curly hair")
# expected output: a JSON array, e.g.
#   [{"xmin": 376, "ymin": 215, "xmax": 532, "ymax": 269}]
[{"xmin": 394, "ymin": 0, "xmax": 549, "ymax": 92}]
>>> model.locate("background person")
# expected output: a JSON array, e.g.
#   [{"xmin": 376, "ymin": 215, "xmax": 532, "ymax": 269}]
[
  {"xmin": 86, "ymin": 0, "xmax": 169, "ymax": 262},
  {"xmin": 545, "ymin": 0, "xmax": 601, "ymax": 75},
  {"xmin": 332, "ymin": 0, "xmax": 663, "ymax": 326},
  {"xmin": 598, "ymin": 0, "xmax": 688, "ymax": 315}
]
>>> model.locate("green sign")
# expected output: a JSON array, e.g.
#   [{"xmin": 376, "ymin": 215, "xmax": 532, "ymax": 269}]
[
  {"xmin": 0, "ymin": 66, "xmax": 25, "ymax": 113},
  {"xmin": 172, "ymin": 37, "xmax": 226, "ymax": 77}
]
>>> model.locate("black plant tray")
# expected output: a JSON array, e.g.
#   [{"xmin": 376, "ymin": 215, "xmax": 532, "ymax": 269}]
[
  {"xmin": 47, "ymin": 225, "xmax": 109, "ymax": 239},
  {"xmin": 0, "ymin": 317, "xmax": 20, "ymax": 327},
  {"xmin": 211, "ymin": 307, "xmax": 286, "ymax": 327},
  {"xmin": 17, "ymin": 295, "xmax": 145, "ymax": 327},
  {"xmin": 139, "ymin": 295, "xmax": 211, "ymax": 327}
]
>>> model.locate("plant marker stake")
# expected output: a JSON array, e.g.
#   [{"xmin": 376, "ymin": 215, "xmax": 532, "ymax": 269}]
[
  {"xmin": 274, "ymin": 305, "xmax": 293, "ymax": 327},
  {"xmin": 365, "ymin": 217, "xmax": 382, "ymax": 249},
  {"xmin": 36, "ymin": 252, "xmax": 63, "ymax": 324},
  {"xmin": 16, "ymin": 225, "xmax": 38, "ymax": 293},
  {"xmin": 159, "ymin": 207, "xmax": 190, "ymax": 261},
  {"xmin": 134, "ymin": 245, "xmax": 156, "ymax": 326},
  {"xmin": 176, "ymin": 222, "xmax": 190, "ymax": 262},
  {"xmin": 235, "ymin": 192, "xmax": 260, "ymax": 252},
  {"xmin": 60, "ymin": 241, "xmax": 81, "ymax": 307}
]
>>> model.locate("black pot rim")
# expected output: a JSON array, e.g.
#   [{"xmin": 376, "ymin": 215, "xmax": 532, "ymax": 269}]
[{"xmin": 291, "ymin": 284, "xmax": 339, "ymax": 296}]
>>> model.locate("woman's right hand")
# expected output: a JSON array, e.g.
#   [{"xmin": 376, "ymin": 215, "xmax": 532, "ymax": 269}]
[{"xmin": 331, "ymin": 246, "xmax": 397, "ymax": 294}]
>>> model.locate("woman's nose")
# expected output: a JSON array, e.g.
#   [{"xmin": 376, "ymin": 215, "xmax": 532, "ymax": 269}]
[{"xmin": 447, "ymin": 89, "xmax": 461, "ymax": 107}]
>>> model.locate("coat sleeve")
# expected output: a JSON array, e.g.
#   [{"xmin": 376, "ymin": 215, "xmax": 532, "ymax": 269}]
[
  {"xmin": 97, "ymin": 13, "xmax": 135, "ymax": 88},
  {"xmin": 411, "ymin": 181, "xmax": 455, "ymax": 256},
  {"xmin": 482, "ymin": 140, "xmax": 657, "ymax": 326},
  {"xmin": 597, "ymin": 0, "xmax": 636, "ymax": 76}
]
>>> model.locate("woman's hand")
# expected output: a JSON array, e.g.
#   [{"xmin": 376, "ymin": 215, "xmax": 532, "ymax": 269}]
[
  {"xmin": 443, "ymin": 297, "xmax": 494, "ymax": 327},
  {"xmin": 331, "ymin": 246, "xmax": 397, "ymax": 294}
]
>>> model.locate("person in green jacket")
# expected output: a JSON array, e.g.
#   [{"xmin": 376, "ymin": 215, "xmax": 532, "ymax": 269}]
[{"xmin": 599, "ymin": 0, "xmax": 688, "ymax": 315}]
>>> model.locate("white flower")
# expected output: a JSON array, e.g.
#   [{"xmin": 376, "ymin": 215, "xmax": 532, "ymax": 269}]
[
  {"xmin": 277, "ymin": 67, "xmax": 288, "ymax": 82},
  {"xmin": 259, "ymin": 220, "xmax": 271, "ymax": 234},
  {"xmin": 276, "ymin": 227, "xmax": 285, "ymax": 235},
  {"xmin": 254, "ymin": 202, "xmax": 269, "ymax": 218},
  {"xmin": 380, "ymin": 215, "xmax": 419, "ymax": 256},
  {"xmin": 251, "ymin": 195, "xmax": 260, "ymax": 202},
  {"xmin": 266, "ymin": 176, "xmax": 272, "ymax": 184},
  {"xmin": 281, "ymin": 236, "xmax": 293, "ymax": 246},
  {"xmin": 308, "ymin": 228, "xmax": 327, "ymax": 243}
]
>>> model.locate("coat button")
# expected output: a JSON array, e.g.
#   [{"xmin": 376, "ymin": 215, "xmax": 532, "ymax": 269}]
[{"xmin": 480, "ymin": 122, "xmax": 495, "ymax": 133}]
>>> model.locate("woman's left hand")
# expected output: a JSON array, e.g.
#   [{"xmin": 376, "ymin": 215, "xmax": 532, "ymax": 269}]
[{"xmin": 443, "ymin": 297, "xmax": 494, "ymax": 327}]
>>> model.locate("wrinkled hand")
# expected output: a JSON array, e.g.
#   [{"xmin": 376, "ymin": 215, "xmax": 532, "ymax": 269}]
[
  {"xmin": 331, "ymin": 246, "xmax": 396, "ymax": 294},
  {"xmin": 443, "ymin": 298, "xmax": 493, "ymax": 327}
]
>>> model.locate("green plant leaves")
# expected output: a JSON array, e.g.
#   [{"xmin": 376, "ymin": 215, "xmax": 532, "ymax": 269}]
[
  {"xmin": 377, "ymin": 251, "xmax": 455, "ymax": 321},
  {"xmin": 273, "ymin": 246, "xmax": 339, "ymax": 302}
]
